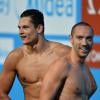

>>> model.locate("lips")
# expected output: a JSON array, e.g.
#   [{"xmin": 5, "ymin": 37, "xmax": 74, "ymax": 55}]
[
  {"xmin": 20, "ymin": 35, "xmax": 28, "ymax": 39},
  {"xmin": 81, "ymin": 47, "xmax": 88, "ymax": 52},
  {"xmin": 79, "ymin": 46, "xmax": 90, "ymax": 54}
]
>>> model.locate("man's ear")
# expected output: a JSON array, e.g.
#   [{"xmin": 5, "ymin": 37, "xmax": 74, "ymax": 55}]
[{"xmin": 36, "ymin": 24, "xmax": 44, "ymax": 34}]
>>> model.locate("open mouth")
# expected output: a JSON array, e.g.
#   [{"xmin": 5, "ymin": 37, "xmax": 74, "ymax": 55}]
[
  {"xmin": 20, "ymin": 35, "xmax": 27, "ymax": 39},
  {"xmin": 79, "ymin": 46, "xmax": 90, "ymax": 53}
]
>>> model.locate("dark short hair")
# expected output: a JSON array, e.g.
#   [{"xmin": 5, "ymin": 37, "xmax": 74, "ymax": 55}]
[
  {"xmin": 20, "ymin": 9, "xmax": 44, "ymax": 30},
  {"xmin": 71, "ymin": 21, "xmax": 94, "ymax": 36}
]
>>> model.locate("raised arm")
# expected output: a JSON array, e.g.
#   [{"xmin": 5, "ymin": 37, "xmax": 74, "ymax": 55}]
[
  {"xmin": 0, "ymin": 50, "xmax": 20, "ymax": 100},
  {"xmin": 40, "ymin": 58, "xmax": 67, "ymax": 100}
]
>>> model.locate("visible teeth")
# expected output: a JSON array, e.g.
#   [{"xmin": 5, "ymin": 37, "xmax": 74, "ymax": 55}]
[
  {"xmin": 81, "ymin": 47, "xmax": 88, "ymax": 51},
  {"xmin": 20, "ymin": 35, "xmax": 27, "ymax": 38},
  {"xmin": 22, "ymin": 36, "xmax": 27, "ymax": 38},
  {"xmin": 82, "ymin": 47, "xmax": 86, "ymax": 50}
]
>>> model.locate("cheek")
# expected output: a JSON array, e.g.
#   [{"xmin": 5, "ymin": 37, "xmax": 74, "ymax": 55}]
[
  {"xmin": 74, "ymin": 44, "xmax": 78, "ymax": 50},
  {"xmin": 70, "ymin": 38, "xmax": 80, "ymax": 49},
  {"xmin": 29, "ymin": 31, "xmax": 36, "ymax": 36},
  {"xmin": 71, "ymin": 39, "xmax": 78, "ymax": 46},
  {"xmin": 72, "ymin": 42, "xmax": 78, "ymax": 51},
  {"xmin": 88, "ymin": 41, "xmax": 93, "ymax": 47},
  {"xmin": 89, "ymin": 44, "xmax": 93, "ymax": 50}
]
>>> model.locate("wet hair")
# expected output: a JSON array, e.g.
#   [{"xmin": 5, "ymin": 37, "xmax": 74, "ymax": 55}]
[
  {"xmin": 20, "ymin": 9, "xmax": 44, "ymax": 32},
  {"xmin": 71, "ymin": 21, "xmax": 94, "ymax": 36}
]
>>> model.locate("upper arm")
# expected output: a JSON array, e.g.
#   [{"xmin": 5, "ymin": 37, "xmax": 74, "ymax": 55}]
[
  {"xmin": 40, "ymin": 58, "xmax": 67, "ymax": 100},
  {"xmin": 86, "ymin": 65, "xmax": 97, "ymax": 97},
  {"xmin": 89, "ymin": 72, "xmax": 97, "ymax": 97},
  {"xmin": 0, "ymin": 51, "xmax": 19, "ymax": 95}
]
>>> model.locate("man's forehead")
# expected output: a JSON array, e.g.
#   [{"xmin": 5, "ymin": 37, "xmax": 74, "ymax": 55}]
[
  {"xmin": 19, "ymin": 17, "xmax": 32, "ymax": 24},
  {"xmin": 73, "ymin": 26, "xmax": 93, "ymax": 36}
]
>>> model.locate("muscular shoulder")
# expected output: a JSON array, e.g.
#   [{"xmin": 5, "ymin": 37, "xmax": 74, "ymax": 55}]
[
  {"xmin": 49, "ymin": 41, "xmax": 71, "ymax": 57},
  {"xmin": 7, "ymin": 47, "xmax": 23, "ymax": 59},
  {"xmin": 4, "ymin": 46, "xmax": 24, "ymax": 69},
  {"xmin": 45, "ymin": 57, "xmax": 69, "ymax": 89}
]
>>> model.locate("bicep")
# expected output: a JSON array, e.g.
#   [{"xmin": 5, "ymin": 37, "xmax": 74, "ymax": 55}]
[
  {"xmin": 87, "ymin": 66, "xmax": 97, "ymax": 88},
  {"xmin": 0, "ymin": 68, "xmax": 16, "ymax": 94},
  {"xmin": 86, "ymin": 66, "xmax": 97, "ymax": 97},
  {"xmin": 40, "ymin": 60, "xmax": 66, "ymax": 100},
  {"xmin": 0, "ymin": 55, "xmax": 16, "ymax": 94},
  {"xmin": 40, "ymin": 72, "xmax": 61, "ymax": 100}
]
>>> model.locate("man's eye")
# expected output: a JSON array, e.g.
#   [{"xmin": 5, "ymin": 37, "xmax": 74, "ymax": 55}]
[
  {"xmin": 87, "ymin": 38, "xmax": 92, "ymax": 41},
  {"xmin": 23, "ymin": 26, "xmax": 29, "ymax": 28},
  {"xmin": 87, "ymin": 37, "xmax": 93, "ymax": 41},
  {"xmin": 77, "ymin": 36, "xmax": 83, "ymax": 40}
]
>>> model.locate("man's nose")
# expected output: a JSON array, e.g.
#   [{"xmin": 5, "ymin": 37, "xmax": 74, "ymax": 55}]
[
  {"xmin": 82, "ymin": 39, "xmax": 87, "ymax": 45},
  {"xmin": 19, "ymin": 28, "xmax": 24, "ymax": 35}
]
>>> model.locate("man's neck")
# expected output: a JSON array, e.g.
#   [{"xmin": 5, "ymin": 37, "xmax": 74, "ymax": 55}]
[{"xmin": 23, "ymin": 35, "xmax": 49, "ymax": 54}]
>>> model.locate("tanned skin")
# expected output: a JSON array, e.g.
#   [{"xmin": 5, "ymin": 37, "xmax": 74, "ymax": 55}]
[
  {"xmin": 40, "ymin": 22, "xmax": 97, "ymax": 100},
  {"xmin": 0, "ymin": 9, "xmax": 71, "ymax": 100}
]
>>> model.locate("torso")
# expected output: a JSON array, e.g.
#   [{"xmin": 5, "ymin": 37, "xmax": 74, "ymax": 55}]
[
  {"xmin": 58, "ymin": 63, "xmax": 96, "ymax": 100},
  {"xmin": 15, "ymin": 42, "xmax": 70, "ymax": 100}
]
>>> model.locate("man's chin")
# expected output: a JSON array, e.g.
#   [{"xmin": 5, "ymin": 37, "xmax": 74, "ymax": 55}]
[
  {"xmin": 23, "ymin": 41, "xmax": 34, "ymax": 46},
  {"xmin": 80, "ymin": 54, "xmax": 88, "ymax": 59},
  {"xmin": 23, "ymin": 42, "xmax": 30, "ymax": 45}
]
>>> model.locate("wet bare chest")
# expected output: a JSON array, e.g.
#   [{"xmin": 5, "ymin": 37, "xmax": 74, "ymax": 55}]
[
  {"xmin": 16, "ymin": 52, "xmax": 58, "ymax": 85},
  {"xmin": 62, "ymin": 68, "xmax": 92, "ymax": 96}
]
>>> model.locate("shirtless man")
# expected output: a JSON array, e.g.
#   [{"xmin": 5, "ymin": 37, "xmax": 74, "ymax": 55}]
[
  {"xmin": 0, "ymin": 9, "xmax": 70, "ymax": 100},
  {"xmin": 40, "ymin": 22, "xmax": 97, "ymax": 100}
]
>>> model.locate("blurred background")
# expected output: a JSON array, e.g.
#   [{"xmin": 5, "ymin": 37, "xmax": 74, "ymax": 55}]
[{"xmin": 0, "ymin": 0, "xmax": 100, "ymax": 100}]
